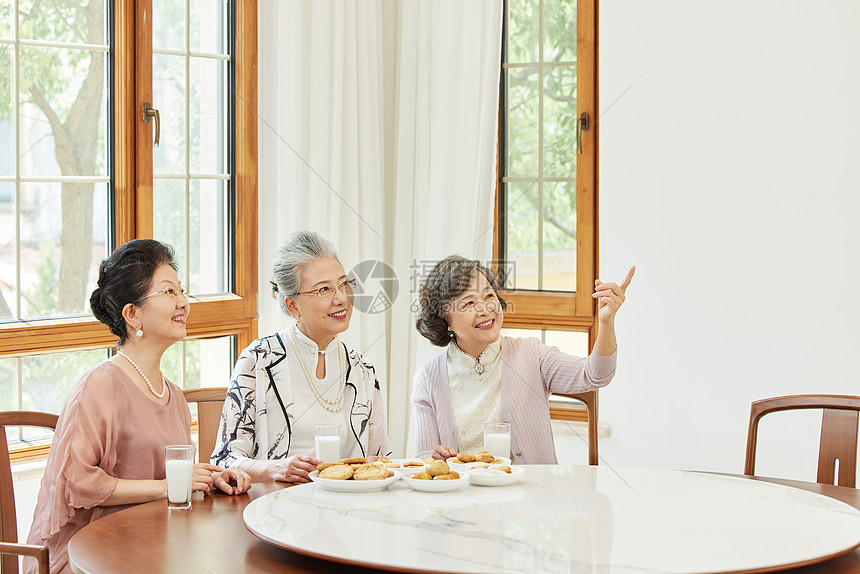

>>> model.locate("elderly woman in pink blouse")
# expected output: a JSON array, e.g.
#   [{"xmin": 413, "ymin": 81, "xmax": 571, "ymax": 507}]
[
  {"xmin": 412, "ymin": 255, "xmax": 634, "ymax": 464},
  {"xmin": 24, "ymin": 239, "xmax": 250, "ymax": 574}
]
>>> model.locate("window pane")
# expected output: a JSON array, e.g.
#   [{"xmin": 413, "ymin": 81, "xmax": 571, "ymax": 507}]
[
  {"xmin": 542, "ymin": 181, "xmax": 576, "ymax": 290},
  {"xmin": 543, "ymin": 66, "xmax": 577, "ymax": 178},
  {"xmin": 543, "ymin": 0, "xmax": 576, "ymax": 62},
  {"xmin": 544, "ymin": 329, "xmax": 588, "ymax": 357},
  {"xmin": 19, "ymin": 47, "xmax": 108, "ymax": 178},
  {"xmin": 153, "ymin": 0, "xmax": 186, "ymax": 53},
  {"xmin": 18, "ymin": 0, "xmax": 107, "ymax": 44},
  {"xmin": 507, "ymin": 0, "xmax": 538, "ymax": 64},
  {"xmin": 18, "ymin": 182, "xmax": 107, "ymax": 319},
  {"xmin": 21, "ymin": 348, "xmax": 109, "ymax": 422},
  {"xmin": 161, "ymin": 335, "xmax": 234, "ymax": 391},
  {"xmin": 0, "ymin": 2, "xmax": 10, "ymax": 39},
  {"xmin": 0, "ymin": 183, "xmax": 11, "ymax": 320},
  {"xmin": 505, "ymin": 67, "xmax": 539, "ymax": 178},
  {"xmin": 189, "ymin": 58, "xmax": 227, "ymax": 175},
  {"xmin": 153, "ymin": 53, "xmax": 187, "ymax": 174},
  {"xmin": 505, "ymin": 181, "xmax": 539, "ymax": 290},
  {"xmin": 0, "ymin": 44, "xmax": 11, "ymax": 174},
  {"xmin": 153, "ymin": 178, "xmax": 188, "ymax": 279},
  {"xmin": 190, "ymin": 0, "xmax": 226, "ymax": 55},
  {"xmin": 190, "ymin": 178, "xmax": 228, "ymax": 294},
  {"xmin": 0, "ymin": 355, "xmax": 15, "ymax": 412}
]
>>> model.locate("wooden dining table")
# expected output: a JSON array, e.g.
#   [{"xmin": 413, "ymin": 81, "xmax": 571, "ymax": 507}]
[{"xmin": 67, "ymin": 468, "xmax": 860, "ymax": 574}]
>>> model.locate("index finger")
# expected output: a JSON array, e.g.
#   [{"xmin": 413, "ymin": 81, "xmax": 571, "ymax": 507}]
[
  {"xmin": 195, "ymin": 463, "xmax": 223, "ymax": 472},
  {"xmin": 620, "ymin": 266, "xmax": 636, "ymax": 291}
]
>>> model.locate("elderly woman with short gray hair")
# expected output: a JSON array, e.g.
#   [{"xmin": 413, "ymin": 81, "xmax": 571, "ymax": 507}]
[{"xmin": 211, "ymin": 231, "xmax": 392, "ymax": 483}]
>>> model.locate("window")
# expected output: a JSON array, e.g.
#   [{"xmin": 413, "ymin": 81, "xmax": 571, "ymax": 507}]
[
  {"xmin": 0, "ymin": 0, "xmax": 257, "ymax": 456},
  {"xmin": 497, "ymin": 0, "xmax": 597, "ymax": 422}
]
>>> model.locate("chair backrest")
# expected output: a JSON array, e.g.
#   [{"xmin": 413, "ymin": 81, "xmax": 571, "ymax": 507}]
[
  {"xmin": 744, "ymin": 394, "xmax": 860, "ymax": 487},
  {"xmin": 182, "ymin": 388, "xmax": 227, "ymax": 464},
  {"xmin": 0, "ymin": 411, "xmax": 58, "ymax": 574},
  {"xmin": 550, "ymin": 390, "xmax": 599, "ymax": 465}
]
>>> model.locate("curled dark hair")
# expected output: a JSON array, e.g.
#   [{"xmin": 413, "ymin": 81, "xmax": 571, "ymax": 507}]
[
  {"xmin": 89, "ymin": 239, "xmax": 177, "ymax": 344},
  {"xmin": 415, "ymin": 255, "xmax": 506, "ymax": 347}
]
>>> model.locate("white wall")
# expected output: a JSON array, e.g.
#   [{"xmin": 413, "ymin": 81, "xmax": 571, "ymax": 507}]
[{"xmin": 595, "ymin": 0, "xmax": 860, "ymax": 480}]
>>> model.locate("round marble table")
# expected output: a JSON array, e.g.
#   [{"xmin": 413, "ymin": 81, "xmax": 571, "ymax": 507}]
[{"xmin": 243, "ymin": 465, "xmax": 860, "ymax": 574}]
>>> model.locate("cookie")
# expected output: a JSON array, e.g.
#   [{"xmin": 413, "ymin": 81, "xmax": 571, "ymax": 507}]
[
  {"xmin": 494, "ymin": 466, "xmax": 512, "ymax": 474},
  {"xmin": 456, "ymin": 452, "xmax": 476, "ymax": 463},
  {"xmin": 353, "ymin": 463, "xmax": 389, "ymax": 481},
  {"xmin": 316, "ymin": 462, "xmax": 335, "ymax": 472},
  {"xmin": 403, "ymin": 461, "xmax": 424, "ymax": 468},
  {"xmin": 338, "ymin": 457, "xmax": 367, "ymax": 465},
  {"xmin": 320, "ymin": 464, "xmax": 354, "ymax": 480},
  {"xmin": 411, "ymin": 471, "xmax": 433, "ymax": 480},
  {"xmin": 427, "ymin": 460, "xmax": 450, "ymax": 477},
  {"xmin": 475, "ymin": 451, "xmax": 494, "ymax": 463}
]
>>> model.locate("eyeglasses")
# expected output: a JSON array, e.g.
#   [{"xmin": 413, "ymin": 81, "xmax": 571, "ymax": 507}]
[
  {"xmin": 142, "ymin": 286, "xmax": 190, "ymax": 301},
  {"xmin": 294, "ymin": 279, "xmax": 356, "ymax": 299}
]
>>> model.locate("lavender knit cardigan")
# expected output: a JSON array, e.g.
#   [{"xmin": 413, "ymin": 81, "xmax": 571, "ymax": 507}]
[{"xmin": 411, "ymin": 336, "xmax": 616, "ymax": 464}]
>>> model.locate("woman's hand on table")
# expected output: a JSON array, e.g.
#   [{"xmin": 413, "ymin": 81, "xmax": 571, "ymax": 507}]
[
  {"xmin": 192, "ymin": 463, "xmax": 223, "ymax": 493},
  {"xmin": 213, "ymin": 466, "xmax": 251, "ymax": 495},
  {"xmin": 432, "ymin": 445, "xmax": 458, "ymax": 460},
  {"xmin": 270, "ymin": 455, "xmax": 322, "ymax": 483}
]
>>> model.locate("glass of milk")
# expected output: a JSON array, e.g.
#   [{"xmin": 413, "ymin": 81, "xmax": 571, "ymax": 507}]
[
  {"xmin": 314, "ymin": 424, "xmax": 341, "ymax": 462},
  {"xmin": 165, "ymin": 444, "xmax": 194, "ymax": 510},
  {"xmin": 483, "ymin": 422, "xmax": 511, "ymax": 459}
]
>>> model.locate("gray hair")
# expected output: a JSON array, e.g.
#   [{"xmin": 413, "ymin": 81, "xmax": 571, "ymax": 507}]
[{"xmin": 271, "ymin": 230, "xmax": 339, "ymax": 315}]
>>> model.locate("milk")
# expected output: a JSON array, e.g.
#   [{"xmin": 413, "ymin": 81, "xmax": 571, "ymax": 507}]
[
  {"xmin": 484, "ymin": 433, "xmax": 511, "ymax": 458},
  {"xmin": 315, "ymin": 435, "xmax": 340, "ymax": 462},
  {"xmin": 166, "ymin": 459, "xmax": 193, "ymax": 504}
]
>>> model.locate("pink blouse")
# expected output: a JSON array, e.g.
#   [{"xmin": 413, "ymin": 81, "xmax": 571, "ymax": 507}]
[{"xmin": 24, "ymin": 361, "xmax": 191, "ymax": 574}]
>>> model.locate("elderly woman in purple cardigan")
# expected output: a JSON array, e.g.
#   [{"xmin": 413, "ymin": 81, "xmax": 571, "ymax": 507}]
[{"xmin": 412, "ymin": 256, "xmax": 634, "ymax": 464}]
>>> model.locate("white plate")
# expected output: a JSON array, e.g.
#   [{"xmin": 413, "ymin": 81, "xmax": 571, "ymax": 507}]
[
  {"xmin": 445, "ymin": 457, "xmax": 511, "ymax": 473},
  {"xmin": 380, "ymin": 458, "xmax": 427, "ymax": 471},
  {"xmin": 402, "ymin": 469, "xmax": 470, "ymax": 492},
  {"xmin": 308, "ymin": 470, "xmax": 399, "ymax": 492},
  {"xmin": 468, "ymin": 465, "xmax": 525, "ymax": 486}
]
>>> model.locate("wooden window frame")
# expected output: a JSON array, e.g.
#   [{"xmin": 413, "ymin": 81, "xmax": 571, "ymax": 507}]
[
  {"xmin": 1, "ymin": 0, "xmax": 257, "ymax": 397},
  {"xmin": 496, "ymin": 0, "xmax": 598, "ymax": 423}
]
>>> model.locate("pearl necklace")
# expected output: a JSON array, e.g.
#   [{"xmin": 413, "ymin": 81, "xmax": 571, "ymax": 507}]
[
  {"xmin": 289, "ymin": 326, "xmax": 347, "ymax": 413},
  {"xmin": 116, "ymin": 350, "xmax": 167, "ymax": 399}
]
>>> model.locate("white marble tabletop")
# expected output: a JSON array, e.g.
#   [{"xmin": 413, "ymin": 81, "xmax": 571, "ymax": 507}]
[{"xmin": 243, "ymin": 465, "xmax": 860, "ymax": 574}]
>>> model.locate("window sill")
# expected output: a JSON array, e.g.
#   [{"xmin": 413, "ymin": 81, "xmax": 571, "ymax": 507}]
[{"xmin": 551, "ymin": 419, "xmax": 611, "ymax": 439}]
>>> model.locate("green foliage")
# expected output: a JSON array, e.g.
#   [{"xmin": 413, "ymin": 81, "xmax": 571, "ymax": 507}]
[
  {"xmin": 0, "ymin": 45, "xmax": 11, "ymax": 119},
  {"xmin": 21, "ymin": 348, "xmax": 107, "ymax": 413},
  {"xmin": 162, "ymin": 340, "xmax": 203, "ymax": 390},
  {"xmin": 32, "ymin": 241, "xmax": 60, "ymax": 315}
]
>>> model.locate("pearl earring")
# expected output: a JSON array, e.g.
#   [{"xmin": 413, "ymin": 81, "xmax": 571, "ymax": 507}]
[{"xmin": 135, "ymin": 325, "xmax": 144, "ymax": 337}]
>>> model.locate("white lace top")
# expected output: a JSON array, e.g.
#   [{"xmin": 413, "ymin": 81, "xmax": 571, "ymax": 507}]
[{"xmin": 446, "ymin": 339, "xmax": 503, "ymax": 453}]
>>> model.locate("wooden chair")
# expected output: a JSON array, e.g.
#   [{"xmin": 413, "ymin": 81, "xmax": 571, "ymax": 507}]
[
  {"xmin": 744, "ymin": 394, "xmax": 860, "ymax": 487},
  {"xmin": 183, "ymin": 388, "xmax": 227, "ymax": 464},
  {"xmin": 0, "ymin": 411, "xmax": 57, "ymax": 574},
  {"xmin": 552, "ymin": 390, "xmax": 600, "ymax": 465}
]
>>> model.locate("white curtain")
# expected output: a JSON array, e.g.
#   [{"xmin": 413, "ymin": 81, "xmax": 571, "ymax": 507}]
[{"xmin": 257, "ymin": 0, "xmax": 503, "ymax": 456}]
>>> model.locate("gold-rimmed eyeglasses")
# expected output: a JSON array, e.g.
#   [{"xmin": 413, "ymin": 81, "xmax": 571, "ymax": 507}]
[
  {"xmin": 142, "ymin": 286, "xmax": 190, "ymax": 301},
  {"xmin": 294, "ymin": 279, "xmax": 356, "ymax": 299}
]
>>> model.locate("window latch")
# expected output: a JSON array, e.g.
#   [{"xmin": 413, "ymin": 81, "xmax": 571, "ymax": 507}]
[
  {"xmin": 142, "ymin": 102, "xmax": 161, "ymax": 148},
  {"xmin": 577, "ymin": 112, "xmax": 590, "ymax": 154}
]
